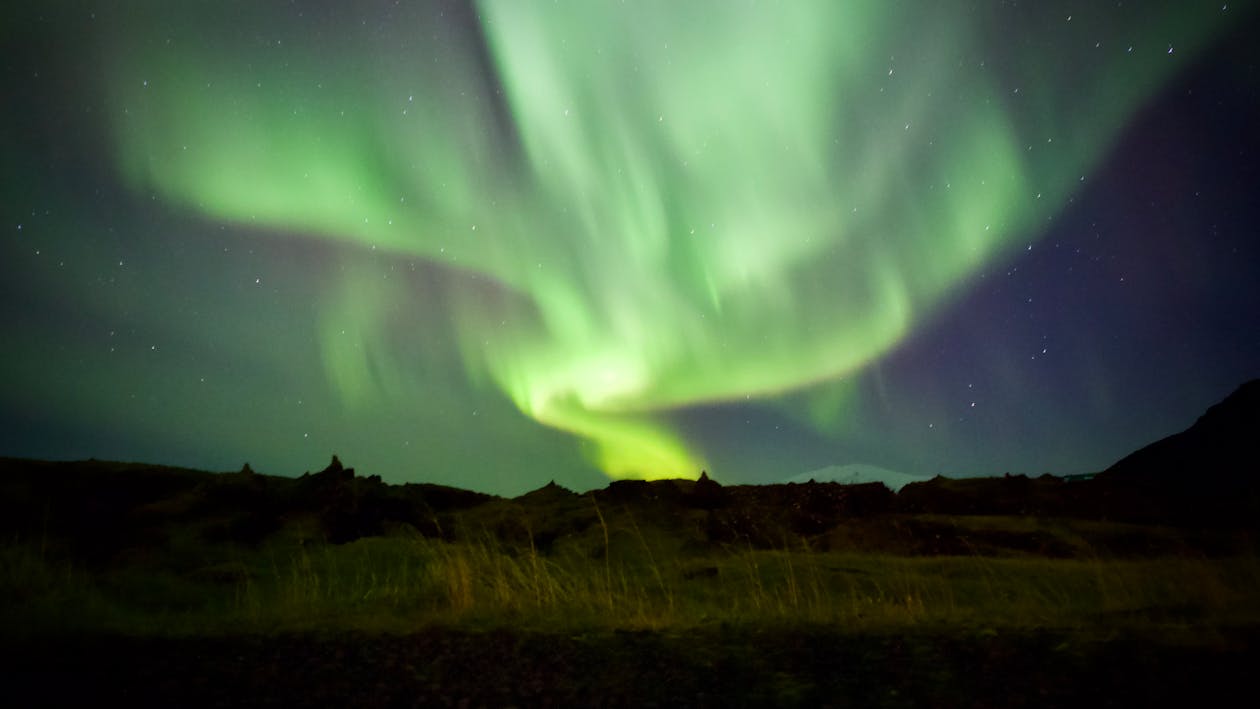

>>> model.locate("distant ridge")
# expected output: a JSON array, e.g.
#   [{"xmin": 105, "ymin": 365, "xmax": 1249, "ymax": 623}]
[
  {"xmin": 786, "ymin": 463, "xmax": 929, "ymax": 492},
  {"xmin": 1101, "ymin": 379, "xmax": 1260, "ymax": 487}
]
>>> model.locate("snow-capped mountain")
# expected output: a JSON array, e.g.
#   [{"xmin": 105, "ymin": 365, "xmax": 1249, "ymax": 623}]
[{"xmin": 785, "ymin": 463, "xmax": 929, "ymax": 492}]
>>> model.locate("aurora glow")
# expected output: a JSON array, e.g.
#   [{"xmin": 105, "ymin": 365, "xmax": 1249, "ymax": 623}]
[{"xmin": 3, "ymin": 1, "xmax": 1258, "ymax": 493}]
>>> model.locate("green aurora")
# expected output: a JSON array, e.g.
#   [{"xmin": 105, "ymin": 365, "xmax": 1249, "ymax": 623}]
[{"xmin": 96, "ymin": 1, "xmax": 1237, "ymax": 480}]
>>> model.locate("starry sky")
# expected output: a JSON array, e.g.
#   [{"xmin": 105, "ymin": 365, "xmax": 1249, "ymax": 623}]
[{"xmin": 2, "ymin": 1, "xmax": 1258, "ymax": 495}]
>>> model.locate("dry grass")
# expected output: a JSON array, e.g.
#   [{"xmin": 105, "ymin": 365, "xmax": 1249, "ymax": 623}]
[{"xmin": 5, "ymin": 525, "xmax": 1259, "ymax": 638}]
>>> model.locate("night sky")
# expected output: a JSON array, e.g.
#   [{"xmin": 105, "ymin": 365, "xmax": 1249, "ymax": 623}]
[{"xmin": 2, "ymin": 1, "xmax": 1257, "ymax": 495}]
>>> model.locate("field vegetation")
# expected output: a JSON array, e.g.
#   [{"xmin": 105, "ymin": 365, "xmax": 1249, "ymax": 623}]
[
  {"xmin": 3, "ymin": 457, "xmax": 1259, "ymax": 705},
  {"xmin": 4, "ymin": 476, "xmax": 1257, "ymax": 639}
]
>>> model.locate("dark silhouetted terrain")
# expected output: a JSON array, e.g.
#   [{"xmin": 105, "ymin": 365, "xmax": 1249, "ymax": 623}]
[
  {"xmin": 1101, "ymin": 379, "xmax": 1260, "ymax": 487},
  {"xmin": 2, "ymin": 381, "xmax": 1258, "ymax": 706}
]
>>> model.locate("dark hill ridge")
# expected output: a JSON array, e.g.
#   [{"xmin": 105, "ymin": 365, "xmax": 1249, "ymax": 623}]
[
  {"xmin": 1101, "ymin": 379, "xmax": 1260, "ymax": 486},
  {"xmin": 2, "ymin": 380, "xmax": 1257, "ymax": 558}
]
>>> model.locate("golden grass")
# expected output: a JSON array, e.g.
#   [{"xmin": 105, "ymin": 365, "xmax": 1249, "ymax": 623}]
[{"xmin": 5, "ymin": 529, "xmax": 1259, "ymax": 637}]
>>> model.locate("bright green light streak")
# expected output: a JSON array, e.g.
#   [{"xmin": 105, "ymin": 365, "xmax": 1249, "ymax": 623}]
[{"xmin": 103, "ymin": 1, "xmax": 1232, "ymax": 479}]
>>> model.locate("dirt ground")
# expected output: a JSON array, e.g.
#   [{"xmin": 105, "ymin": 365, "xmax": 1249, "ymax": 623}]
[{"xmin": 4, "ymin": 626, "xmax": 1256, "ymax": 708}]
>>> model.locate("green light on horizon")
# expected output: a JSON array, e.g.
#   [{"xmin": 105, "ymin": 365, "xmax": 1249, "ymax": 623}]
[{"xmin": 102, "ymin": 1, "xmax": 1232, "ymax": 479}]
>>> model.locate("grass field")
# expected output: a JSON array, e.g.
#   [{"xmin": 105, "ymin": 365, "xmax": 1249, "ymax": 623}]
[
  {"xmin": 4, "ymin": 460, "xmax": 1259, "ymax": 705},
  {"xmin": 6, "ymin": 518, "xmax": 1258, "ymax": 638}
]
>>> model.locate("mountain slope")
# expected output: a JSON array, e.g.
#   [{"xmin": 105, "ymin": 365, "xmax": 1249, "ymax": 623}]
[
  {"xmin": 786, "ymin": 463, "xmax": 928, "ymax": 492},
  {"xmin": 1101, "ymin": 379, "xmax": 1260, "ymax": 488}
]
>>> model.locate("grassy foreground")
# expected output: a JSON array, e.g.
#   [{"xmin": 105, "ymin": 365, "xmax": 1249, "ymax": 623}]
[
  {"xmin": 6, "ymin": 525, "xmax": 1259, "ymax": 638},
  {"xmin": 3, "ymin": 458, "xmax": 1259, "ymax": 705}
]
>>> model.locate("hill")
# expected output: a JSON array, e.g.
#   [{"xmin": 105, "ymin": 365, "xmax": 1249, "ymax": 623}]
[
  {"xmin": 1101, "ymin": 379, "xmax": 1260, "ymax": 487},
  {"xmin": 786, "ymin": 463, "xmax": 928, "ymax": 491}
]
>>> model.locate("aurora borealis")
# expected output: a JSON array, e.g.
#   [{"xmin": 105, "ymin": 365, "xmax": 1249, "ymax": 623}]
[{"xmin": 3, "ymin": 2, "xmax": 1258, "ymax": 494}]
